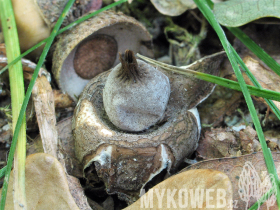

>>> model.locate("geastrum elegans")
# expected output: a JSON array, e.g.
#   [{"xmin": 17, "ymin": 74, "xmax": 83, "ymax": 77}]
[{"xmin": 72, "ymin": 49, "xmax": 225, "ymax": 203}]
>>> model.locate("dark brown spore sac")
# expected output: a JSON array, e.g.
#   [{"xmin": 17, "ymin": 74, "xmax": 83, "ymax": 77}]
[{"xmin": 73, "ymin": 34, "xmax": 117, "ymax": 79}]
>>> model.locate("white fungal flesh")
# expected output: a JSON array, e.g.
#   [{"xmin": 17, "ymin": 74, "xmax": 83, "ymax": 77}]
[
  {"xmin": 188, "ymin": 107, "xmax": 201, "ymax": 136},
  {"xmin": 140, "ymin": 144, "xmax": 172, "ymax": 196},
  {"xmin": 84, "ymin": 145, "xmax": 113, "ymax": 170},
  {"xmin": 100, "ymin": 129, "xmax": 114, "ymax": 136}
]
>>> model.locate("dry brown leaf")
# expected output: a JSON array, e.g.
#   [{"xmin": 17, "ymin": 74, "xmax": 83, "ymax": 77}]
[
  {"xmin": 26, "ymin": 135, "xmax": 44, "ymax": 155},
  {"xmin": 234, "ymin": 25, "xmax": 280, "ymax": 67},
  {"xmin": 0, "ymin": 124, "xmax": 11, "ymax": 144},
  {"xmin": 226, "ymin": 56, "xmax": 280, "ymax": 122},
  {"xmin": 197, "ymin": 126, "xmax": 261, "ymax": 159},
  {"xmin": 239, "ymin": 126, "xmax": 261, "ymax": 153},
  {"xmin": 197, "ymin": 127, "xmax": 240, "ymax": 159},
  {"xmin": 66, "ymin": 174, "xmax": 101, "ymax": 210},
  {"xmin": 242, "ymin": 56, "xmax": 280, "ymax": 111},
  {"xmin": 27, "ymin": 117, "xmax": 83, "ymax": 178},
  {"xmin": 150, "ymin": 0, "xmax": 223, "ymax": 16},
  {"xmin": 183, "ymin": 152, "xmax": 280, "ymax": 209},
  {"xmin": 264, "ymin": 130, "xmax": 280, "ymax": 151},
  {"xmin": 125, "ymin": 169, "xmax": 232, "ymax": 210},
  {"xmin": 30, "ymin": 76, "xmax": 91, "ymax": 208},
  {"xmin": 0, "ymin": 153, "xmax": 80, "ymax": 210},
  {"xmin": 198, "ymin": 91, "xmax": 242, "ymax": 127},
  {"xmin": 27, "ymin": 117, "xmax": 90, "ymax": 209},
  {"xmin": 53, "ymin": 90, "xmax": 75, "ymax": 109},
  {"xmin": 56, "ymin": 117, "xmax": 83, "ymax": 178}
]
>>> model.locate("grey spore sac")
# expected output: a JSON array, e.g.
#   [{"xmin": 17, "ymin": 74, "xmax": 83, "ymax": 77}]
[{"xmin": 103, "ymin": 50, "xmax": 170, "ymax": 132}]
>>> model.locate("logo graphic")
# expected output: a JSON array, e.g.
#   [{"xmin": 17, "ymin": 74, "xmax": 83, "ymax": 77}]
[
  {"xmin": 139, "ymin": 188, "xmax": 229, "ymax": 209},
  {"xmin": 238, "ymin": 161, "xmax": 277, "ymax": 210}
]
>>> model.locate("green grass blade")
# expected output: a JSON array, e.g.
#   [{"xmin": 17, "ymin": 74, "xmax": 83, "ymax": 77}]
[
  {"xmin": 194, "ymin": 0, "xmax": 280, "ymax": 208},
  {"xmin": 208, "ymin": 0, "xmax": 280, "ymax": 77},
  {"xmin": 208, "ymin": 0, "xmax": 280, "ymax": 206},
  {"xmin": 248, "ymin": 187, "xmax": 275, "ymax": 210},
  {"xmin": 205, "ymin": 0, "xmax": 214, "ymax": 8},
  {"xmin": 228, "ymin": 27, "xmax": 280, "ymax": 77},
  {"xmin": 0, "ymin": 0, "xmax": 75, "ymax": 208},
  {"xmin": 232, "ymin": 47, "xmax": 280, "ymax": 120},
  {"xmin": 136, "ymin": 53, "xmax": 280, "ymax": 102},
  {"xmin": 0, "ymin": 0, "xmax": 128, "ymax": 76},
  {"xmin": 0, "ymin": 166, "xmax": 6, "ymax": 179}
]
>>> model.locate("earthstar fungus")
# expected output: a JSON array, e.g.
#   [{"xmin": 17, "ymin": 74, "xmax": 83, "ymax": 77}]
[
  {"xmin": 73, "ymin": 51, "xmax": 225, "ymax": 203},
  {"xmin": 52, "ymin": 10, "xmax": 153, "ymax": 101}
]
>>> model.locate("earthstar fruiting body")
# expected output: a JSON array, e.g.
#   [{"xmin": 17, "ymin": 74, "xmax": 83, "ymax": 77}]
[
  {"xmin": 73, "ymin": 52, "xmax": 225, "ymax": 203},
  {"xmin": 52, "ymin": 10, "xmax": 153, "ymax": 101},
  {"xmin": 103, "ymin": 50, "xmax": 170, "ymax": 132},
  {"xmin": 73, "ymin": 73, "xmax": 199, "ymax": 202}
]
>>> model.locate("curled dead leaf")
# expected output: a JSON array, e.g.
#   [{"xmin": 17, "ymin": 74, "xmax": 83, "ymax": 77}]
[
  {"xmin": 183, "ymin": 152, "xmax": 280, "ymax": 209},
  {"xmin": 150, "ymin": 0, "xmax": 223, "ymax": 16},
  {"xmin": 0, "ymin": 153, "xmax": 80, "ymax": 210},
  {"xmin": 53, "ymin": 90, "xmax": 75, "ymax": 109},
  {"xmin": 125, "ymin": 169, "xmax": 233, "ymax": 210},
  {"xmin": 242, "ymin": 56, "xmax": 280, "ymax": 112},
  {"xmin": 264, "ymin": 130, "xmax": 280, "ymax": 151},
  {"xmin": 27, "ymin": 117, "xmax": 84, "ymax": 179}
]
